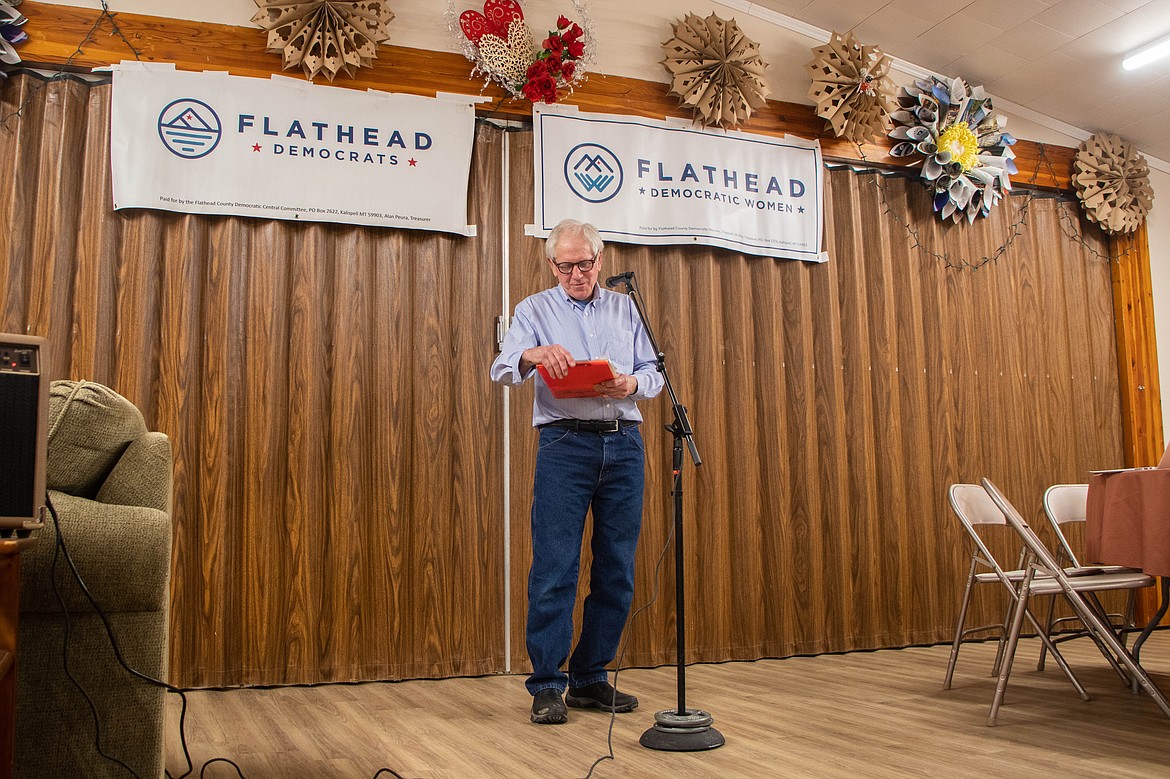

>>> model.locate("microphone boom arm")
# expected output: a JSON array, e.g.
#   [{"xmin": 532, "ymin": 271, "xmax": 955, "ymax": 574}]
[{"xmin": 612, "ymin": 272, "xmax": 700, "ymax": 467}]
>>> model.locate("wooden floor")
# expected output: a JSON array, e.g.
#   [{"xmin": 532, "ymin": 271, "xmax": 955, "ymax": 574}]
[{"xmin": 166, "ymin": 631, "xmax": 1170, "ymax": 778}]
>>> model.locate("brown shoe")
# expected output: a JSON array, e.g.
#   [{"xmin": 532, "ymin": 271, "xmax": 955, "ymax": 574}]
[{"xmin": 531, "ymin": 688, "xmax": 568, "ymax": 724}]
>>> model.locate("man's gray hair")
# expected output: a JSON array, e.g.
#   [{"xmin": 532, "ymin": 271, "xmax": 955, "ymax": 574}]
[{"xmin": 545, "ymin": 219, "xmax": 604, "ymax": 260}]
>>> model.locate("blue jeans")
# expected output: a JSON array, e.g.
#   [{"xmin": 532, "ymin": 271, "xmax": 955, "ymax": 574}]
[{"xmin": 526, "ymin": 425, "xmax": 645, "ymax": 695}]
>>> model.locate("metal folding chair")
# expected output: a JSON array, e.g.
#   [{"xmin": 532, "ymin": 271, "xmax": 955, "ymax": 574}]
[
  {"xmin": 945, "ymin": 484, "xmax": 1087, "ymax": 696},
  {"xmin": 1036, "ymin": 483, "xmax": 1141, "ymax": 671},
  {"xmin": 981, "ymin": 478, "xmax": 1168, "ymax": 725}
]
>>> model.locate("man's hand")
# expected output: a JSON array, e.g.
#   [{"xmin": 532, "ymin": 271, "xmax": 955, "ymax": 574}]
[
  {"xmin": 595, "ymin": 374, "xmax": 637, "ymax": 399},
  {"xmin": 521, "ymin": 344, "xmax": 575, "ymax": 379}
]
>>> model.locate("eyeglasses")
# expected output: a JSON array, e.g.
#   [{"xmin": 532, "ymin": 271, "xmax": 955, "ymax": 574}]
[{"xmin": 552, "ymin": 256, "xmax": 598, "ymax": 275}]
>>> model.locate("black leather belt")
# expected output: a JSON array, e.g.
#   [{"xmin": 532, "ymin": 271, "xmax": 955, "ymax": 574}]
[{"xmin": 540, "ymin": 419, "xmax": 638, "ymax": 433}]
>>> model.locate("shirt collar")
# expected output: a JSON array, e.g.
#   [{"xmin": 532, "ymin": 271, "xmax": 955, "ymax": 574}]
[{"xmin": 557, "ymin": 285, "xmax": 599, "ymax": 310}]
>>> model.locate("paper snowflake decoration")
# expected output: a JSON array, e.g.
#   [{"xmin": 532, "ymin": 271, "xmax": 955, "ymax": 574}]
[
  {"xmin": 251, "ymin": 0, "xmax": 395, "ymax": 82},
  {"xmin": 889, "ymin": 75, "xmax": 1018, "ymax": 224},
  {"xmin": 1073, "ymin": 133, "xmax": 1154, "ymax": 235},
  {"xmin": 661, "ymin": 12, "xmax": 771, "ymax": 129},
  {"xmin": 805, "ymin": 31, "xmax": 896, "ymax": 144}
]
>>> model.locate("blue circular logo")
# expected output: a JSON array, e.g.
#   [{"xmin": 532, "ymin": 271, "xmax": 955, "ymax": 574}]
[
  {"xmin": 563, "ymin": 143, "xmax": 623, "ymax": 203},
  {"xmin": 157, "ymin": 98, "xmax": 222, "ymax": 159}
]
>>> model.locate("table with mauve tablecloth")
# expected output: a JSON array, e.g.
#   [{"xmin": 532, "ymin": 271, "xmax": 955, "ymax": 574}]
[
  {"xmin": 1086, "ymin": 469, "xmax": 1170, "ymax": 575},
  {"xmin": 1085, "ymin": 468, "xmax": 1170, "ymax": 668}
]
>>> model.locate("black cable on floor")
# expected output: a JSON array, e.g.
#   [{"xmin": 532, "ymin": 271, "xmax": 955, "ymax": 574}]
[
  {"xmin": 53, "ymin": 481, "xmax": 657, "ymax": 779},
  {"xmin": 197, "ymin": 757, "xmax": 246, "ymax": 778}
]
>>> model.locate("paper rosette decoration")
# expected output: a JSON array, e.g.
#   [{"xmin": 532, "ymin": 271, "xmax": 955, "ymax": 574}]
[
  {"xmin": 0, "ymin": 0, "xmax": 27, "ymax": 67},
  {"xmin": 889, "ymin": 76, "xmax": 1018, "ymax": 224},
  {"xmin": 661, "ymin": 12, "xmax": 771, "ymax": 129},
  {"xmin": 1072, "ymin": 133, "xmax": 1154, "ymax": 235},
  {"xmin": 805, "ymin": 31, "xmax": 895, "ymax": 143},
  {"xmin": 447, "ymin": 0, "xmax": 593, "ymax": 104},
  {"xmin": 251, "ymin": 0, "xmax": 395, "ymax": 82}
]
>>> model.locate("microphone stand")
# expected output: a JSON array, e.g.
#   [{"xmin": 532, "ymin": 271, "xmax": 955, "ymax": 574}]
[{"xmin": 610, "ymin": 272, "xmax": 725, "ymax": 752}]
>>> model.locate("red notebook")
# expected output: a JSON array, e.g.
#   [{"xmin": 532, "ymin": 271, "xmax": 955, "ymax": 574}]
[{"xmin": 536, "ymin": 359, "xmax": 617, "ymax": 399}]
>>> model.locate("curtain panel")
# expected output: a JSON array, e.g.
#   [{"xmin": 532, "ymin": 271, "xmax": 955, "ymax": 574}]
[{"xmin": 0, "ymin": 74, "xmax": 1121, "ymax": 686}]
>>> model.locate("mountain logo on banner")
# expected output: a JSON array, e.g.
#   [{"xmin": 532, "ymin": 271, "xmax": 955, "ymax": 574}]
[
  {"xmin": 157, "ymin": 98, "xmax": 223, "ymax": 160},
  {"xmin": 563, "ymin": 143, "xmax": 623, "ymax": 203}
]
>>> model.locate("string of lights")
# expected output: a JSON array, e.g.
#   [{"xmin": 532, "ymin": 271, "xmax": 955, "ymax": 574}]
[
  {"xmin": 0, "ymin": 0, "xmax": 140, "ymax": 127},
  {"xmin": 848, "ymin": 140, "xmax": 1131, "ymax": 270}
]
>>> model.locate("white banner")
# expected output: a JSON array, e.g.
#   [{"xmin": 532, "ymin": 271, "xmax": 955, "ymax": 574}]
[
  {"xmin": 531, "ymin": 104, "xmax": 826, "ymax": 262},
  {"xmin": 109, "ymin": 63, "xmax": 478, "ymax": 235}
]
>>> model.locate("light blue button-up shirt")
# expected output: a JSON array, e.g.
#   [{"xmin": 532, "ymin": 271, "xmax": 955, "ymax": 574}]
[{"xmin": 490, "ymin": 285, "xmax": 664, "ymax": 426}]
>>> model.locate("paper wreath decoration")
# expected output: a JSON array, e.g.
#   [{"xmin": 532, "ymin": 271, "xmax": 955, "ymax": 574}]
[
  {"xmin": 805, "ymin": 31, "xmax": 895, "ymax": 144},
  {"xmin": 0, "ymin": 0, "xmax": 28, "ymax": 67},
  {"xmin": 251, "ymin": 0, "xmax": 395, "ymax": 82},
  {"xmin": 661, "ymin": 12, "xmax": 771, "ymax": 129},
  {"xmin": 889, "ymin": 75, "xmax": 1018, "ymax": 224},
  {"xmin": 1072, "ymin": 133, "xmax": 1154, "ymax": 235},
  {"xmin": 448, "ymin": 0, "xmax": 593, "ymax": 104}
]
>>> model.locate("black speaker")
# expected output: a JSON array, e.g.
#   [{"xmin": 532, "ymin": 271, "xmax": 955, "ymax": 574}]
[{"xmin": 0, "ymin": 333, "xmax": 48, "ymax": 533}]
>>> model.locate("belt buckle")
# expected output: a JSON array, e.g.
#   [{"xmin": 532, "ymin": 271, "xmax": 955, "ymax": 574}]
[{"xmin": 595, "ymin": 420, "xmax": 619, "ymax": 433}]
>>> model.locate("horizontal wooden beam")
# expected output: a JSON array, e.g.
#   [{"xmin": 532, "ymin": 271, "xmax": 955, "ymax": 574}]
[{"xmin": 15, "ymin": 1, "xmax": 1076, "ymax": 190}]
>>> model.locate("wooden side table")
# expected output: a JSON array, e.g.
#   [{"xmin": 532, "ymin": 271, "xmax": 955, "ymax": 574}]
[{"xmin": 1, "ymin": 536, "xmax": 35, "ymax": 779}]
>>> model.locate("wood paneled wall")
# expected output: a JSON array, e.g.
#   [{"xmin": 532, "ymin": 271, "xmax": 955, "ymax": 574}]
[
  {"xmin": 1, "ymin": 74, "xmax": 505, "ymax": 686},
  {"xmin": 0, "ymin": 71, "xmax": 1129, "ymax": 685},
  {"xmin": 505, "ymin": 131, "xmax": 1123, "ymax": 668}
]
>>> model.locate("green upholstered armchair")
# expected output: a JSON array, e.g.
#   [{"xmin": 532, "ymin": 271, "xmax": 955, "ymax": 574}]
[{"xmin": 16, "ymin": 381, "xmax": 173, "ymax": 778}]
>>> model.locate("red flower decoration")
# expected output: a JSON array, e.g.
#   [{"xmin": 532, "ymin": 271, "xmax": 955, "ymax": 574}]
[{"xmin": 519, "ymin": 10, "xmax": 587, "ymax": 103}]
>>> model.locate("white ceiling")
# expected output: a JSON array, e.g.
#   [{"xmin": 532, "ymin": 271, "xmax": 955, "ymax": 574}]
[{"xmin": 745, "ymin": 0, "xmax": 1170, "ymax": 164}]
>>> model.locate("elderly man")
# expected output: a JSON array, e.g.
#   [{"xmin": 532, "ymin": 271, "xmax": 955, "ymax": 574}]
[{"xmin": 490, "ymin": 219, "xmax": 663, "ymax": 724}]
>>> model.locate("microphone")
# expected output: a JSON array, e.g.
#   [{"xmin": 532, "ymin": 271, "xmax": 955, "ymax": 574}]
[{"xmin": 605, "ymin": 271, "xmax": 634, "ymax": 288}]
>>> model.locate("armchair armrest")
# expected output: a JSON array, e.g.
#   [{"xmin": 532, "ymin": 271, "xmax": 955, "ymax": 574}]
[
  {"xmin": 19, "ymin": 490, "xmax": 172, "ymax": 615},
  {"xmin": 96, "ymin": 432, "xmax": 173, "ymax": 514}
]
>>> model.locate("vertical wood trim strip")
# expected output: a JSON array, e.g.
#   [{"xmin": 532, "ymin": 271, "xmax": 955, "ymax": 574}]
[
  {"xmin": 1110, "ymin": 223, "xmax": 1166, "ymax": 467},
  {"xmin": 500, "ymin": 129, "xmax": 513, "ymax": 674}
]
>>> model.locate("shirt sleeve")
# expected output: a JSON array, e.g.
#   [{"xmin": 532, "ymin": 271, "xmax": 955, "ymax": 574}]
[
  {"xmin": 489, "ymin": 299, "xmax": 539, "ymax": 386},
  {"xmin": 628, "ymin": 302, "xmax": 664, "ymax": 401}
]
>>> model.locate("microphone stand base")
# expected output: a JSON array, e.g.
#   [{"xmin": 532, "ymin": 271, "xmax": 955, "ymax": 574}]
[{"xmin": 639, "ymin": 709, "xmax": 725, "ymax": 752}]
